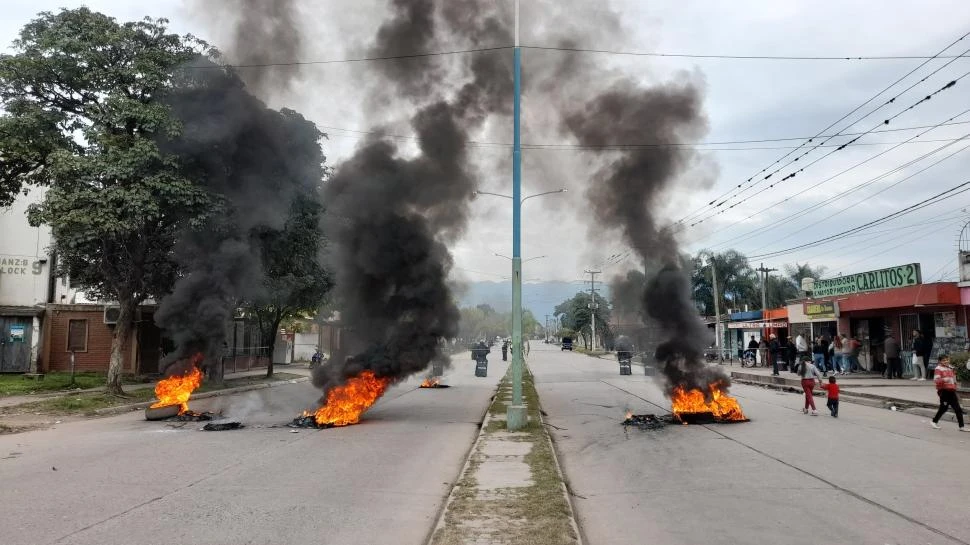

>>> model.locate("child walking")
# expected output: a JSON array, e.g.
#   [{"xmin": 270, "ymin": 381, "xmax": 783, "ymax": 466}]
[
  {"xmin": 797, "ymin": 356, "xmax": 822, "ymax": 415},
  {"xmin": 821, "ymin": 376, "xmax": 839, "ymax": 417}
]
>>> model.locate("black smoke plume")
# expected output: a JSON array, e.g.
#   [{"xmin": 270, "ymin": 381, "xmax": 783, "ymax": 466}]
[
  {"xmin": 312, "ymin": 0, "xmax": 512, "ymax": 396},
  {"xmin": 561, "ymin": 77, "xmax": 724, "ymax": 396},
  {"xmin": 155, "ymin": 62, "xmax": 325, "ymax": 377},
  {"xmin": 204, "ymin": 0, "xmax": 304, "ymax": 96}
]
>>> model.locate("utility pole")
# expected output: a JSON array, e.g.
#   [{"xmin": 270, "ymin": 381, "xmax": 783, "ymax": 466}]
[
  {"xmin": 756, "ymin": 263, "xmax": 778, "ymax": 310},
  {"xmin": 710, "ymin": 256, "xmax": 721, "ymax": 361},
  {"xmin": 507, "ymin": 0, "xmax": 527, "ymax": 432},
  {"xmin": 585, "ymin": 269, "xmax": 601, "ymax": 350}
]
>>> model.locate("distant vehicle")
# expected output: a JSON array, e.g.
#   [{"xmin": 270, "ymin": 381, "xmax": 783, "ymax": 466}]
[{"xmin": 561, "ymin": 337, "xmax": 573, "ymax": 351}]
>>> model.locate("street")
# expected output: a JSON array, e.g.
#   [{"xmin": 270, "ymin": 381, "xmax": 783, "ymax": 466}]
[
  {"xmin": 0, "ymin": 354, "xmax": 507, "ymax": 545},
  {"xmin": 530, "ymin": 343, "xmax": 970, "ymax": 545}
]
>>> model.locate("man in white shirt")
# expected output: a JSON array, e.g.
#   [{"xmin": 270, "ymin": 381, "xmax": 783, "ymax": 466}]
[{"xmin": 795, "ymin": 333, "xmax": 809, "ymax": 358}]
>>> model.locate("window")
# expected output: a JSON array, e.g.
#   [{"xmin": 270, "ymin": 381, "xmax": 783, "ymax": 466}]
[
  {"xmin": 899, "ymin": 314, "xmax": 919, "ymax": 350},
  {"xmin": 67, "ymin": 319, "xmax": 88, "ymax": 352}
]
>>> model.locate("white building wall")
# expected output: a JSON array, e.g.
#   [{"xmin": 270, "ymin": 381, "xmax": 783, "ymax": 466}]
[{"xmin": 0, "ymin": 187, "xmax": 54, "ymax": 307}]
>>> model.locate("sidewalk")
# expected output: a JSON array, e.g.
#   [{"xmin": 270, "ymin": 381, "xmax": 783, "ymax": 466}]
[{"xmin": 0, "ymin": 365, "xmax": 309, "ymax": 409}]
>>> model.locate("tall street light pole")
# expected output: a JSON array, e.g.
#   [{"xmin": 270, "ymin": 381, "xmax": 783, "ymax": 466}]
[
  {"xmin": 509, "ymin": 0, "xmax": 526, "ymax": 431},
  {"xmin": 475, "ymin": 181, "xmax": 565, "ymax": 432}
]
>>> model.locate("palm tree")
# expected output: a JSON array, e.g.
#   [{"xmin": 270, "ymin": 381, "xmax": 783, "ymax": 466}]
[{"xmin": 693, "ymin": 250, "xmax": 759, "ymax": 315}]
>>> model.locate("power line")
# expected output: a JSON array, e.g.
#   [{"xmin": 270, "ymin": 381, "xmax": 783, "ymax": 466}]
[
  {"xmin": 179, "ymin": 41, "xmax": 970, "ymax": 70},
  {"xmin": 675, "ymin": 30, "xmax": 970, "ymax": 226},
  {"xmin": 320, "ymin": 120, "xmax": 970, "ymax": 149},
  {"xmin": 748, "ymin": 178, "xmax": 970, "ymax": 260},
  {"xmin": 750, "ymin": 137, "xmax": 970, "ymax": 250},
  {"xmin": 185, "ymin": 46, "xmax": 512, "ymax": 69},
  {"xmin": 707, "ymin": 114, "xmax": 970, "ymax": 249},
  {"xmin": 521, "ymin": 44, "xmax": 970, "ymax": 61},
  {"xmin": 686, "ymin": 66, "xmax": 970, "ymax": 228}
]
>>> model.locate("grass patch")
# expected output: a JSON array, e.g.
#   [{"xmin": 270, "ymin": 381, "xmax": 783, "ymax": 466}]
[
  {"xmin": 0, "ymin": 372, "xmax": 144, "ymax": 396},
  {"xmin": 3, "ymin": 388, "xmax": 158, "ymax": 416},
  {"xmin": 574, "ymin": 347, "xmax": 609, "ymax": 358},
  {"xmin": 432, "ymin": 365, "xmax": 578, "ymax": 545},
  {"xmin": 1, "ymin": 372, "xmax": 304, "ymax": 417}
]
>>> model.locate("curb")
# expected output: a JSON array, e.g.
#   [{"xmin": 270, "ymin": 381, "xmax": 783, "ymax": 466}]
[
  {"xmin": 537, "ymin": 398, "xmax": 585, "ymax": 545},
  {"xmin": 92, "ymin": 376, "xmax": 310, "ymax": 416},
  {"xmin": 425, "ymin": 393, "xmax": 494, "ymax": 545}
]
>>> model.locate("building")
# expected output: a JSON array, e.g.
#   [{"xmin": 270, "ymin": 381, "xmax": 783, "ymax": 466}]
[
  {"xmin": 792, "ymin": 262, "xmax": 969, "ymax": 373},
  {"xmin": 0, "ymin": 187, "xmax": 76, "ymax": 372}
]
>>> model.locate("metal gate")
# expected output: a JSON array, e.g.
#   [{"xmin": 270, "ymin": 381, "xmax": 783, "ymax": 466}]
[{"xmin": 0, "ymin": 317, "xmax": 32, "ymax": 372}]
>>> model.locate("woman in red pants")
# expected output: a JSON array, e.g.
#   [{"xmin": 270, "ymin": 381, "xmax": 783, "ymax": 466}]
[{"xmin": 796, "ymin": 356, "xmax": 823, "ymax": 415}]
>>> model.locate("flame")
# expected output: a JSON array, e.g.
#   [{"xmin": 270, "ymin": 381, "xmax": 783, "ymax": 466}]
[
  {"xmin": 313, "ymin": 370, "xmax": 390, "ymax": 427},
  {"xmin": 150, "ymin": 355, "xmax": 204, "ymax": 414},
  {"xmin": 420, "ymin": 377, "xmax": 440, "ymax": 388},
  {"xmin": 670, "ymin": 382, "xmax": 747, "ymax": 422}
]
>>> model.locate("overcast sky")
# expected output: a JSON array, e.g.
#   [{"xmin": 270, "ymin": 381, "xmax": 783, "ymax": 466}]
[{"xmin": 4, "ymin": 0, "xmax": 970, "ymax": 295}]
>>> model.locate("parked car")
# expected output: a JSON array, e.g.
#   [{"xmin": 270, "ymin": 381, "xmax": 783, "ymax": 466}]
[{"xmin": 561, "ymin": 337, "xmax": 573, "ymax": 351}]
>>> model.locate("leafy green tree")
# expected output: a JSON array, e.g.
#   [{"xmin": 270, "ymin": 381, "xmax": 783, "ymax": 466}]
[
  {"xmin": 0, "ymin": 9, "xmax": 214, "ymax": 394},
  {"xmin": 248, "ymin": 196, "xmax": 332, "ymax": 378},
  {"xmin": 554, "ymin": 292, "xmax": 612, "ymax": 349}
]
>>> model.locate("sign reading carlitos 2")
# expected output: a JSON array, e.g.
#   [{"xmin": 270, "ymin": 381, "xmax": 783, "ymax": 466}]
[{"xmin": 811, "ymin": 263, "xmax": 921, "ymax": 297}]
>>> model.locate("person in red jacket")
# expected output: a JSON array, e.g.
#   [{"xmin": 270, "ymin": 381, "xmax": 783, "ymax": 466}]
[
  {"xmin": 930, "ymin": 355, "xmax": 967, "ymax": 431},
  {"xmin": 821, "ymin": 375, "xmax": 839, "ymax": 417}
]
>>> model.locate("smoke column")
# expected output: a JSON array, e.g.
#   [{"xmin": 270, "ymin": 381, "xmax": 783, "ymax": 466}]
[
  {"xmin": 312, "ymin": 0, "xmax": 512, "ymax": 396},
  {"xmin": 154, "ymin": 62, "xmax": 325, "ymax": 374},
  {"xmin": 560, "ymin": 78, "xmax": 726, "ymax": 395}
]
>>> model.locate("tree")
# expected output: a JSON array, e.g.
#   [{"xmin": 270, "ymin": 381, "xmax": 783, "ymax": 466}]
[
  {"xmin": 248, "ymin": 196, "xmax": 333, "ymax": 378},
  {"xmin": 1, "ymin": 9, "xmax": 214, "ymax": 394},
  {"xmin": 785, "ymin": 262, "xmax": 826, "ymax": 287},
  {"xmin": 692, "ymin": 250, "xmax": 759, "ymax": 315},
  {"xmin": 554, "ymin": 292, "xmax": 612, "ymax": 349}
]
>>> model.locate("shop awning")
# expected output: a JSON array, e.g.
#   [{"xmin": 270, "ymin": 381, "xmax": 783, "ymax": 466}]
[{"xmin": 835, "ymin": 282, "xmax": 959, "ymax": 312}]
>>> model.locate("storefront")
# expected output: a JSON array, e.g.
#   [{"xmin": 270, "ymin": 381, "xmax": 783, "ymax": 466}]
[
  {"xmin": 833, "ymin": 282, "xmax": 967, "ymax": 372},
  {"xmin": 763, "ymin": 308, "xmax": 789, "ymax": 342},
  {"xmin": 786, "ymin": 301, "xmax": 838, "ymax": 345},
  {"xmin": 727, "ymin": 310, "xmax": 762, "ymax": 359}
]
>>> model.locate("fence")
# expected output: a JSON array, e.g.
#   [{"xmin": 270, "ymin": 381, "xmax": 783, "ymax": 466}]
[{"xmin": 221, "ymin": 346, "xmax": 270, "ymax": 374}]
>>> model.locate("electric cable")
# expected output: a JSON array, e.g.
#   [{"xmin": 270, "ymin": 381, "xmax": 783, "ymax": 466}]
[
  {"xmin": 708, "ymin": 118, "xmax": 970, "ymax": 249},
  {"xmin": 686, "ymin": 66, "xmax": 970, "ymax": 228},
  {"xmin": 747, "ymin": 178, "xmax": 970, "ymax": 259},
  {"xmin": 675, "ymin": 30, "xmax": 970, "ymax": 226}
]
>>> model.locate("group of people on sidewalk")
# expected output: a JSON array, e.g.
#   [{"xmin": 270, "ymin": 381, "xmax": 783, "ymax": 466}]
[{"xmin": 754, "ymin": 329, "xmax": 935, "ymax": 380}]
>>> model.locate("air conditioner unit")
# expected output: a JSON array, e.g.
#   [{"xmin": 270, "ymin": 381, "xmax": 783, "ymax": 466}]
[{"xmin": 103, "ymin": 305, "xmax": 121, "ymax": 325}]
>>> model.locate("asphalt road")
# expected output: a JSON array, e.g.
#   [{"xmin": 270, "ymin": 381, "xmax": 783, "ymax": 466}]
[
  {"xmin": 531, "ymin": 343, "xmax": 970, "ymax": 545},
  {"xmin": 0, "ymin": 353, "xmax": 507, "ymax": 545}
]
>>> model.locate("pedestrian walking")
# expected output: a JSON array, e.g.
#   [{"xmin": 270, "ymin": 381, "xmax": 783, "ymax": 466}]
[
  {"xmin": 769, "ymin": 334, "xmax": 781, "ymax": 376},
  {"xmin": 911, "ymin": 330, "xmax": 928, "ymax": 381},
  {"xmin": 821, "ymin": 375, "xmax": 840, "ymax": 417},
  {"xmin": 930, "ymin": 355, "xmax": 967, "ymax": 431},
  {"xmin": 884, "ymin": 334, "xmax": 902, "ymax": 379},
  {"xmin": 796, "ymin": 356, "xmax": 823, "ymax": 415},
  {"xmin": 812, "ymin": 336, "xmax": 827, "ymax": 375},
  {"xmin": 501, "ymin": 340, "xmax": 508, "ymax": 362},
  {"xmin": 831, "ymin": 335, "xmax": 843, "ymax": 374}
]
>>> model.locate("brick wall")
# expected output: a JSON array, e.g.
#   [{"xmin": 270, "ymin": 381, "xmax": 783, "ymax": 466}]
[{"xmin": 43, "ymin": 306, "xmax": 134, "ymax": 373}]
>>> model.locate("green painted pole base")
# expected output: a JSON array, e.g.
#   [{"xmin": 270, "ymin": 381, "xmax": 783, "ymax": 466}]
[{"xmin": 507, "ymin": 404, "xmax": 528, "ymax": 431}]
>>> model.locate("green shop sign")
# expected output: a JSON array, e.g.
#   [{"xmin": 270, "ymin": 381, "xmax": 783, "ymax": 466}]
[{"xmin": 811, "ymin": 263, "xmax": 921, "ymax": 297}]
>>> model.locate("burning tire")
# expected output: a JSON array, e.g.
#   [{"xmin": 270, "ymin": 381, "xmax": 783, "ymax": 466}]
[{"xmin": 144, "ymin": 404, "xmax": 180, "ymax": 421}]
